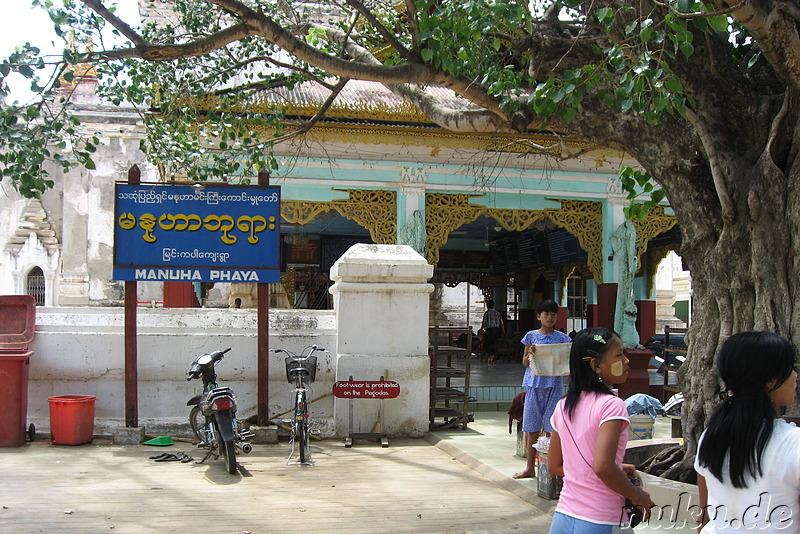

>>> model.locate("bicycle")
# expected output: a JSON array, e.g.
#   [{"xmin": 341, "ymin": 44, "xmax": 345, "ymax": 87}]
[{"xmin": 272, "ymin": 345, "xmax": 325, "ymax": 465}]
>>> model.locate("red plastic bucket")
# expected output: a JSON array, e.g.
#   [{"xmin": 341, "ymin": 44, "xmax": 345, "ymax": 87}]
[{"xmin": 48, "ymin": 395, "xmax": 96, "ymax": 445}]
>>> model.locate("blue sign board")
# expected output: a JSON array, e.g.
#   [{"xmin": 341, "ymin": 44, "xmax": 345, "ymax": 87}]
[{"xmin": 113, "ymin": 183, "xmax": 281, "ymax": 283}]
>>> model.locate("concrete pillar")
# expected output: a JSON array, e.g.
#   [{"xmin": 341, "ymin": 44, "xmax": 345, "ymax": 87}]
[
  {"xmin": 59, "ymin": 167, "xmax": 90, "ymax": 305},
  {"xmin": 329, "ymin": 244, "xmax": 434, "ymax": 438}
]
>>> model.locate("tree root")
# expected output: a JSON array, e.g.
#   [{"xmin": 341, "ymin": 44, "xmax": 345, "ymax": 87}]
[{"xmin": 637, "ymin": 444, "xmax": 697, "ymax": 484}]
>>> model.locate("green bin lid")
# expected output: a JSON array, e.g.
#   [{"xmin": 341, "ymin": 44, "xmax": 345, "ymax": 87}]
[{"xmin": 143, "ymin": 436, "xmax": 174, "ymax": 446}]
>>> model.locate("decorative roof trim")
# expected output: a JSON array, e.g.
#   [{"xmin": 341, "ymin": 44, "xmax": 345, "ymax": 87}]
[{"xmin": 5, "ymin": 199, "xmax": 60, "ymax": 256}]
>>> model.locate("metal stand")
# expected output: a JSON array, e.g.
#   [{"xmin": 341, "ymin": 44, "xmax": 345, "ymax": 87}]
[{"xmin": 344, "ymin": 375, "xmax": 389, "ymax": 448}]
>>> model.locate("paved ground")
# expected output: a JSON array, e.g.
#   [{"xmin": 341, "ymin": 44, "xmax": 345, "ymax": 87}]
[{"xmin": 0, "ymin": 435, "xmax": 553, "ymax": 534}]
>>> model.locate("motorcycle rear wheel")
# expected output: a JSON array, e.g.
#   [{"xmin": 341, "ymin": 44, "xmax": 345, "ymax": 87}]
[
  {"xmin": 214, "ymin": 426, "xmax": 238, "ymax": 475},
  {"xmin": 223, "ymin": 438, "xmax": 237, "ymax": 474},
  {"xmin": 189, "ymin": 405, "xmax": 205, "ymax": 443}
]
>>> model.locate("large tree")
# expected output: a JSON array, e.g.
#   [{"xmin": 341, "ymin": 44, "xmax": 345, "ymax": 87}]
[{"xmin": 2, "ymin": 0, "xmax": 798, "ymax": 477}]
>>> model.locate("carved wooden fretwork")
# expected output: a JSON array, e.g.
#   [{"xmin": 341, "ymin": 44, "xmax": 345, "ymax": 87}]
[
  {"xmin": 631, "ymin": 205, "xmax": 678, "ymax": 269},
  {"xmin": 423, "ymin": 194, "xmax": 485, "ymax": 264},
  {"xmin": 280, "ymin": 189, "xmax": 397, "ymax": 244},
  {"xmin": 424, "ymin": 194, "xmax": 604, "ymax": 283},
  {"xmin": 281, "ymin": 267, "xmax": 296, "ymax": 308},
  {"xmin": 545, "ymin": 200, "xmax": 604, "ymax": 284}
]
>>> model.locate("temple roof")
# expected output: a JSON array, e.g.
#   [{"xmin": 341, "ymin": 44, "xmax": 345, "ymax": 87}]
[{"xmin": 251, "ymin": 79, "xmax": 485, "ymax": 125}]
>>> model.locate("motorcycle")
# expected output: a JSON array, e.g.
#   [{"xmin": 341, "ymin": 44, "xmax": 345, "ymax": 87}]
[{"xmin": 186, "ymin": 348, "xmax": 253, "ymax": 474}]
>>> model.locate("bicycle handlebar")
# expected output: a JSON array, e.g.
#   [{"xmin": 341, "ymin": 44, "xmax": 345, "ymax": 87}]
[{"xmin": 271, "ymin": 345, "xmax": 326, "ymax": 359}]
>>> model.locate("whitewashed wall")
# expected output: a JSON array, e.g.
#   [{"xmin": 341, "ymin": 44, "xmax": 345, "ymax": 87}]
[
  {"xmin": 27, "ymin": 307, "xmax": 337, "ymax": 437},
  {"xmin": 23, "ymin": 244, "xmax": 435, "ymax": 440}
]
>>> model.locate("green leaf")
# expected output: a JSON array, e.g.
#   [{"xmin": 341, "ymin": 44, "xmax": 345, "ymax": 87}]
[
  {"xmin": 708, "ymin": 15, "xmax": 729, "ymax": 32},
  {"xmin": 558, "ymin": 107, "xmax": 577, "ymax": 121},
  {"xmin": 420, "ymin": 48, "xmax": 434, "ymax": 62}
]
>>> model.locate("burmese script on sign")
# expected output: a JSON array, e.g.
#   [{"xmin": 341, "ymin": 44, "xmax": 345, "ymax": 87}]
[
  {"xmin": 332, "ymin": 381, "xmax": 401, "ymax": 399},
  {"xmin": 113, "ymin": 183, "xmax": 281, "ymax": 283},
  {"xmin": 117, "ymin": 212, "xmax": 276, "ymax": 245}
]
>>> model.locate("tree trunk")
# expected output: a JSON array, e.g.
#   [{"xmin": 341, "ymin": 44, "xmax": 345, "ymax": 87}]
[{"xmin": 655, "ymin": 99, "xmax": 800, "ymax": 479}]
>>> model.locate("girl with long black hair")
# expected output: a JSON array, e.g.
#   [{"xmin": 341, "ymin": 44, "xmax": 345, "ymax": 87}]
[
  {"xmin": 548, "ymin": 327, "xmax": 654, "ymax": 533},
  {"xmin": 695, "ymin": 331, "xmax": 799, "ymax": 531}
]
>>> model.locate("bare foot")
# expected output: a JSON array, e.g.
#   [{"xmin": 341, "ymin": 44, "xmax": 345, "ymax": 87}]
[{"xmin": 512, "ymin": 470, "xmax": 534, "ymax": 479}]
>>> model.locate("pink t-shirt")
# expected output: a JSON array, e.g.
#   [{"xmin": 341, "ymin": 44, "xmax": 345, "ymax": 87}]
[{"xmin": 550, "ymin": 391, "xmax": 630, "ymax": 525}]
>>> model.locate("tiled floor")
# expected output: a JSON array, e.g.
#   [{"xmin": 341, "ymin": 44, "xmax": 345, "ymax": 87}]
[{"xmin": 430, "ymin": 411, "xmax": 697, "ymax": 533}]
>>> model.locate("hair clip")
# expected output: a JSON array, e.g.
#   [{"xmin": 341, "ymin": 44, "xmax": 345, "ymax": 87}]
[
  {"xmin": 593, "ymin": 334, "xmax": 606, "ymax": 344},
  {"xmin": 719, "ymin": 388, "xmax": 734, "ymax": 404}
]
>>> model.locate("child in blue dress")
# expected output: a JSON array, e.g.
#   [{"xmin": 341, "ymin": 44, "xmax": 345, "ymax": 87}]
[{"xmin": 513, "ymin": 299, "xmax": 572, "ymax": 479}]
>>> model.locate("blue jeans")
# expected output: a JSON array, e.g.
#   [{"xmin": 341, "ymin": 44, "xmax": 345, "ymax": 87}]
[{"xmin": 549, "ymin": 512, "xmax": 634, "ymax": 534}]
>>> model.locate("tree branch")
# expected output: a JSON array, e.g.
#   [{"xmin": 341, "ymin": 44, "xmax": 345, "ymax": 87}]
[
  {"xmin": 91, "ymin": 23, "xmax": 258, "ymax": 61},
  {"xmin": 311, "ymin": 22, "xmax": 510, "ymax": 129},
  {"xmin": 713, "ymin": 0, "xmax": 800, "ymax": 89},
  {"xmin": 767, "ymin": 90, "xmax": 793, "ymax": 161},
  {"xmin": 685, "ymin": 108, "xmax": 735, "ymax": 223},
  {"xmin": 221, "ymin": 2, "xmax": 433, "ymax": 85},
  {"xmin": 82, "ymin": 0, "xmax": 146, "ymax": 48},
  {"xmin": 345, "ymin": 0, "xmax": 413, "ymax": 60}
]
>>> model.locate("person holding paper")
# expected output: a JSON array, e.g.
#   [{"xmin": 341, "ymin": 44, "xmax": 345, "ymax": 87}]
[{"xmin": 513, "ymin": 299, "xmax": 572, "ymax": 479}]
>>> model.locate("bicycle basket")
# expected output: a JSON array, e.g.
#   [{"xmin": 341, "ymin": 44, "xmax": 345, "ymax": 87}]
[{"xmin": 285, "ymin": 356, "xmax": 317, "ymax": 383}]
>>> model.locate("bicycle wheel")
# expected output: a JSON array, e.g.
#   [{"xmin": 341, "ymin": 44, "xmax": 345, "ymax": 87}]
[
  {"xmin": 189, "ymin": 405, "xmax": 205, "ymax": 443},
  {"xmin": 296, "ymin": 392, "xmax": 310, "ymax": 464}
]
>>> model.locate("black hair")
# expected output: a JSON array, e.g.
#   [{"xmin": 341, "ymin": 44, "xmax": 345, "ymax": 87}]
[
  {"xmin": 697, "ymin": 331, "xmax": 796, "ymax": 488},
  {"xmin": 486, "ymin": 299, "xmax": 495, "ymax": 309},
  {"xmin": 536, "ymin": 299, "xmax": 559, "ymax": 315},
  {"xmin": 563, "ymin": 327, "xmax": 620, "ymax": 417}
]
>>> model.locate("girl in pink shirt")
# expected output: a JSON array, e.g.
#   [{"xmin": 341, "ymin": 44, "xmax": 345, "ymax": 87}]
[{"xmin": 547, "ymin": 328, "xmax": 654, "ymax": 533}]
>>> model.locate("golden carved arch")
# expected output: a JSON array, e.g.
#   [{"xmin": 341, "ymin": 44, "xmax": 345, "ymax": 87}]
[
  {"xmin": 424, "ymin": 194, "xmax": 604, "ymax": 283},
  {"xmin": 280, "ymin": 189, "xmax": 397, "ymax": 244},
  {"xmin": 631, "ymin": 205, "xmax": 678, "ymax": 268}
]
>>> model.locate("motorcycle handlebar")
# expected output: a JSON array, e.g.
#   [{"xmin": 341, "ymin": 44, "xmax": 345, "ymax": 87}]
[{"xmin": 186, "ymin": 348, "xmax": 232, "ymax": 380}]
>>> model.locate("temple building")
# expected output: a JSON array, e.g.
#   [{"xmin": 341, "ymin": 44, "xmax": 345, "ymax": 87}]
[{"xmin": 0, "ymin": 1, "xmax": 687, "ymax": 345}]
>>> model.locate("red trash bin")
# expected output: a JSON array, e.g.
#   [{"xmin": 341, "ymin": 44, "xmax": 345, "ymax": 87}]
[
  {"xmin": 48, "ymin": 395, "xmax": 96, "ymax": 445},
  {"xmin": 0, "ymin": 295, "xmax": 36, "ymax": 447}
]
